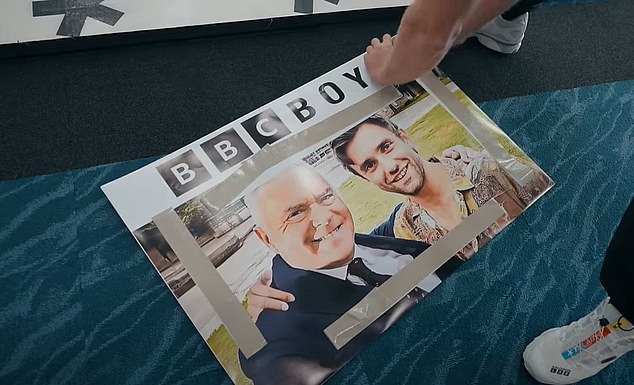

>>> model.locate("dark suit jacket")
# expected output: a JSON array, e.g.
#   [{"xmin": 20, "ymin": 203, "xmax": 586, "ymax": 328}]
[{"xmin": 238, "ymin": 234, "xmax": 462, "ymax": 385}]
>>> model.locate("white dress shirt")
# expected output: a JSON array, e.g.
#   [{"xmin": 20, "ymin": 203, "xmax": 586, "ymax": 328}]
[{"xmin": 315, "ymin": 243, "xmax": 442, "ymax": 292}]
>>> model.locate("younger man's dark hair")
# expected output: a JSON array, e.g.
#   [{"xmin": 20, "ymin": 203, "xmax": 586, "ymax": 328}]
[{"xmin": 329, "ymin": 115, "xmax": 401, "ymax": 176}]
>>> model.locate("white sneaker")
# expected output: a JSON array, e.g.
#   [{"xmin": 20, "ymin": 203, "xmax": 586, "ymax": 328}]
[
  {"xmin": 523, "ymin": 297, "xmax": 634, "ymax": 384},
  {"xmin": 474, "ymin": 13, "xmax": 529, "ymax": 54}
]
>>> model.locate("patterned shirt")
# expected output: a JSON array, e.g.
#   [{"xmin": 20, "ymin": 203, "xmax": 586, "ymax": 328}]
[{"xmin": 392, "ymin": 154, "xmax": 551, "ymax": 259}]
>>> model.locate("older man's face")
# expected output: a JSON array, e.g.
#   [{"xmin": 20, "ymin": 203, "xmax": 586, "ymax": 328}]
[
  {"xmin": 251, "ymin": 167, "xmax": 355, "ymax": 270},
  {"xmin": 345, "ymin": 123, "xmax": 427, "ymax": 196}
]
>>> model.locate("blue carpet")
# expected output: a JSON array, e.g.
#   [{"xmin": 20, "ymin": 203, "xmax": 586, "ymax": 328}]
[{"xmin": 1, "ymin": 79, "xmax": 633, "ymax": 385}]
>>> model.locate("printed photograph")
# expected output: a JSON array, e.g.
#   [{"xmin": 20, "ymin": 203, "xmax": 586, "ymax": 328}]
[{"xmin": 132, "ymin": 77, "xmax": 553, "ymax": 385}]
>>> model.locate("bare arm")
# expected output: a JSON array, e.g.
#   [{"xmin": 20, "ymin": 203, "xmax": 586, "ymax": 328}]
[{"xmin": 364, "ymin": 0, "xmax": 520, "ymax": 85}]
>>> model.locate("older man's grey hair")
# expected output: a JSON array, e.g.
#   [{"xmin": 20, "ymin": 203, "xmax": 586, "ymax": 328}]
[{"xmin": 242, "ymin": 162, "xmax": 323, "ymax": 228}]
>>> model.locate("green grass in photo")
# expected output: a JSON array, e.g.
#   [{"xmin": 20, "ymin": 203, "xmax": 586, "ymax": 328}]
[
  {"xmin": 207, "ymin": 326, "xmax": 253, "ymax": 385},
  {"xmin": 339, "ymin": 177, "xmax": 404, "ymax": 234},
  {"xmin": 206, "ymin": 299, "xmax": 254, "ymax": 385}
]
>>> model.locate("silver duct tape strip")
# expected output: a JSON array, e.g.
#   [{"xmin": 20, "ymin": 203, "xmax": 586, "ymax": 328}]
[
  {"xmin": 153, "ymin": 209, "xmax": 267, "ymax": 359},
  {"xmin": 324, "ymin": 199, "xmax": 506, "ymax": 349},
  {"xmin": 418, "ymin": 73, "xmax": 535, "ymax": 187},
  {"xmin": 201, "ymin": 86, "xmax": 401, "ymax": 211},
  {"xmin": 200, "ymin": 145, "xmax": 285, "ymax": 213}
]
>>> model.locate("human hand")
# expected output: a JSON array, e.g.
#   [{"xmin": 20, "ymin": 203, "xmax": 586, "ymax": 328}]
[
  {"xmin": 246, "ymin": 269, "xmax": 295, "ymax": 323},
  {"xmin": 442, "ymin": 145, "xmax": 484, "ymax": 164},
  {"xmin": 364, "ymin": 34, "xmax": 395, "ymax": 85}
]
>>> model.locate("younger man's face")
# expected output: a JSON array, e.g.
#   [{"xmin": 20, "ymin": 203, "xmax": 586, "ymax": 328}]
[{"xmin": 345, "ymin": 123, "xmax": 427, "ymax": 196}]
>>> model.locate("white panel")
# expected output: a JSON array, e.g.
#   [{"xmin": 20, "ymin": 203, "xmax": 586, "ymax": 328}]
[{"xmin": 1, "ymin": 0, "xmax": 410, "ymax": 45}]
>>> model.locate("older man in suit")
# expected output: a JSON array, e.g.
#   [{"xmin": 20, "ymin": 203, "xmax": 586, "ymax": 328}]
[{"xmin": 238, "ymin": 164, "xmax": 460, "ymax": 385}]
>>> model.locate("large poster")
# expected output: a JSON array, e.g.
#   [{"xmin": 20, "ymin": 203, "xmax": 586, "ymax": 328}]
[{"xmin": 102, "ymin": 55, "xmax": 553, "ymax": 385}]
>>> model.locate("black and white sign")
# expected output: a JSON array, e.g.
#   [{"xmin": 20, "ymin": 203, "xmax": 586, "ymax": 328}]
[{"xmin": 1, "ymin": 0, "xmax": 408, "ymax": 43}]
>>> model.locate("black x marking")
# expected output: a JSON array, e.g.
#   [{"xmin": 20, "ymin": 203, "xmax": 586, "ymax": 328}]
[
  {"xmin": 32, "ymin": 0, "xmax": 124, "ymax": 37},
  {"xmin": 294, "ymin": 0, "xmax": 341, "ymax": 14}
]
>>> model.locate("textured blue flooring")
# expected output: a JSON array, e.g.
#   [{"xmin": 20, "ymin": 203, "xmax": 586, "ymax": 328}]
[{"xmin": 1, "ymin": 78, "xmax": 633, "ymax": 385}]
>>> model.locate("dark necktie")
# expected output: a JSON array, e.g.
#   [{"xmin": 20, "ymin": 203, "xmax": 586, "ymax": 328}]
[{"xmin": 347, "ymin": 257, "xmax": 426, "ymax": 300}]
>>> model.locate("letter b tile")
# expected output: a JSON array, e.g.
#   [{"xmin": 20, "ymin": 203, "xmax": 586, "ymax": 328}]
[
  {"xmin": 200, "ymin": 128, "xmax": 254, "ymax": 172},
  {"xmin": 156, "ymin": 150, "xmax": 211, "ymax": 197}
]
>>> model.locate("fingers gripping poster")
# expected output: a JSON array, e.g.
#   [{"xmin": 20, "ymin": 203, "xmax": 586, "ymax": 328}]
[{"xmin": 102, "ymin": 54, "xmax": 553, "ymax": 385}]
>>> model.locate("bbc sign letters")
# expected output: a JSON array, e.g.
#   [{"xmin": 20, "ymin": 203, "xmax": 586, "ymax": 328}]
[{"xmin": 156, "ymin": 65, "xmax": 370, "ymax": 197}]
